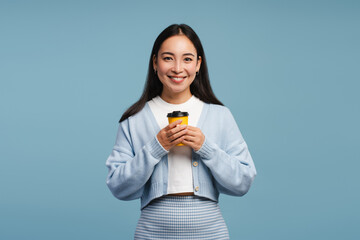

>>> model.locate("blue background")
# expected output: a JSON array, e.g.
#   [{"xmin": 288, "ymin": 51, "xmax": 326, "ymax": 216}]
[{"xmin": 1, "ymin": 0, "xmax": 359, "ymax": 239}]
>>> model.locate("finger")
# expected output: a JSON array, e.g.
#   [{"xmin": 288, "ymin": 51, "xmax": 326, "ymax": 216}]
[
  {"xmin": 169, "ymin": 137, "xmax": 184, "ymax": 149},
  {"xmin": 183, "ymin": 129, "xmax": 199, "ymax": 137},
  {"xmin": 181, "ymin": 138, "xmax": 195, "ymax": 148},
  {"xmin": 166, "ymin": 119, "xmax": 183, "ymax": 130},
  {"xmin": 169, "ymin": 136, "xmax": 186, "ymax": 148},
  {"xmin": 166, "ymin": 124, "xmax": 187, "ymax": 137},
  {"xmin": 182, "ymin": 138, "xmax": 202, "ymax": 151},
  {"xmin": 168, "ymin": 128, "xmax": 187, "ymax": 141},
  {"xmin": 183, "ymin": 135, "xmax": 197, "ymax": 142},
  {"xmin": 185, "ymin": 125, "xmax": 198, "ymax": 131},
  {"xmin": 182, "ymin": 138, "xmax": 193, "ymax": 144},
  {"xmin": 184, "ymin": 126, "xmax": 201, "ymax": 134}
]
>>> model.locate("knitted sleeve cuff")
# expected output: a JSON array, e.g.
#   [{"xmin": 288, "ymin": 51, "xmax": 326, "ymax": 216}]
[
  {"xmin": 146, "ymin": 136, "xmax": 169, "ymax": 159},
  {"xmin": 195, "ymin": 137, "xmax": 216, "ymax": 159}
]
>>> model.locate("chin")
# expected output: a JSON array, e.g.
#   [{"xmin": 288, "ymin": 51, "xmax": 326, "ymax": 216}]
[{"xmin": 170, "ymin": 89, "xmax": 186, "ymax": 94}]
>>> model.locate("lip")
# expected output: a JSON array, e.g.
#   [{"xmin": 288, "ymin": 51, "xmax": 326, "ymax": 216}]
[{"xmin": 168, "ymin": 75, "xmax": 186, "ymax": 83}]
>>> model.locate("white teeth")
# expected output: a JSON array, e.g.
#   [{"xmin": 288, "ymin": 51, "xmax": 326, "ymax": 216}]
[{"xmin": 171, "ymin": 77, "xmax": 184, "ymax": 80}]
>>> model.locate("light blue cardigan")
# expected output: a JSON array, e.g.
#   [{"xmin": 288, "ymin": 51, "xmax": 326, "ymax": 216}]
[{"xmin": 106, "ymin": 102, "xmax": 257, "ymax": 209}]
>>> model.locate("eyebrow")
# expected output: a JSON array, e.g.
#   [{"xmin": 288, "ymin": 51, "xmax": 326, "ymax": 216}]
[{"xmin": 160, "ymin": 52, "xmax": 195, "ymax": 57}]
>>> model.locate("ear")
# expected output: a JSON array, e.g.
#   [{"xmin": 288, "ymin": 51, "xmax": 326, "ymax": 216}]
[
  {"xmin": 196, "ymin": 56, "xmax": 202, "ymax": 72},
  {"xmin": 152, "ymin": 54, "xmax": 157, "ymax": 71}
]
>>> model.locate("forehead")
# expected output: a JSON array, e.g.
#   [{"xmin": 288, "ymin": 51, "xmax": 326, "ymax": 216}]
[{"xmin": 159, "ymin": 35, "xmax": 197, "ymax": 54}]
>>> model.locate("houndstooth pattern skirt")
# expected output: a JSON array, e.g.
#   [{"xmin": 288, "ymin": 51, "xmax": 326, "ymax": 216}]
[{"xmin": 134, "ymin": 195, "xmax": 229, "ymax": 239}]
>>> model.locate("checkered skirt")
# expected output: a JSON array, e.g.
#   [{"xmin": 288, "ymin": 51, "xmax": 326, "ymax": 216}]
[{"xmin": 134, "ymin": 195, "xmax": 229, "ymax": 239}]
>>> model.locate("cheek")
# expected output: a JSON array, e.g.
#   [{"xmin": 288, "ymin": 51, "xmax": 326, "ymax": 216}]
[
  {"xmin": 157, "ymin": 62, "xmax": 170, "ymax": 74},
  {"xmin": 187, "ymin": 64, "xmax": 198, "ymax": 75}
]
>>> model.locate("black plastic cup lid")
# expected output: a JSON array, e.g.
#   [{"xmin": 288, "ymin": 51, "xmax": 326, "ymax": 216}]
[{"xmin": 167, "ymin": 111, "xmax": 189, "ymax": 117}]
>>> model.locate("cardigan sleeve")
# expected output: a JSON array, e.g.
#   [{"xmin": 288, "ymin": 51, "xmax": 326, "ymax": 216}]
[
  {"xmin": 195, "ymin": 108, "xmax": 257, "ymax": 196},
  {"xmin": 105, "ymin": 119, "xmax": 168, "ymax": 201}
]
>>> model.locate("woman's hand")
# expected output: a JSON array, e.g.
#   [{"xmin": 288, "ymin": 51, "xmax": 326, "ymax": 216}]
[
  {"xmin": 182, "ymin": 126, "xmax": 205, "ymax": 151},
  {"xmin": 157, "ymin": 120, "xmax": 187, "ymax": 151}
]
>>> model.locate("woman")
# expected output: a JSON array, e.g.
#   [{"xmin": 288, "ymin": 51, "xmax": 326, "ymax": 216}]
[{"xmin": 106, "ymin": 24, "xmax": 256, "ymax": 239}]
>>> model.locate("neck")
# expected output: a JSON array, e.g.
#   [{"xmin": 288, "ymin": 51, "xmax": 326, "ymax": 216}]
[{"xmin": 160, "ymin": 90, "xmax": 192, "ymax": 104}]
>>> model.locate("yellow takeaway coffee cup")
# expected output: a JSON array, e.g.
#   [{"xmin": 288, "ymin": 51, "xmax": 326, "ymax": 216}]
[{"xmin": 167, "ymin": 111, "xmax": 189, "ymax": 146}]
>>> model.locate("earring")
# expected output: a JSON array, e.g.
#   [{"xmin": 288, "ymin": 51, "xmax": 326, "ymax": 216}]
[
  {"xmin": 196, "ymin": 71, "xmax": 199, "ymax": 76},
  {"xmin": 154, "ymin": 69, "xmax": 157, "ymax": 75}
]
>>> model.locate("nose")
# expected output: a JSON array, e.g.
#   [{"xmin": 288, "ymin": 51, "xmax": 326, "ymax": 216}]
[{"xmin": 172, "ymin": 60, "xmax": 183, "ymax": 73}]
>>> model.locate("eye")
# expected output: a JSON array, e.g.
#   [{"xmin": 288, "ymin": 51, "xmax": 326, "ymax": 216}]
[
  {"xmin": 163, "ymin": 56, "xmax": 173, "ymax": 61},
  {"xmin": 184, "ymin": 57, "xmax": 193, "ymax": 62}
]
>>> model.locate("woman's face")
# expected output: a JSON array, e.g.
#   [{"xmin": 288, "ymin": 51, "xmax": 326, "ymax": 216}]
[{"xmin": 153, "ymin": 35, "xmax": 202, "ymax": 102}]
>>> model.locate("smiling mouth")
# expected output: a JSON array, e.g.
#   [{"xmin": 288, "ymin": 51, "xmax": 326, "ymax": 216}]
[{"xmin": 168, "ymin": 76, "xmax": 186, "ymax": 83}]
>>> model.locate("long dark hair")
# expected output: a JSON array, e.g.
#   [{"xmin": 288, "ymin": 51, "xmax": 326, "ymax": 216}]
[{"xmin": 119, "ymin": 24, "xmax": 223, "ymax": 122}]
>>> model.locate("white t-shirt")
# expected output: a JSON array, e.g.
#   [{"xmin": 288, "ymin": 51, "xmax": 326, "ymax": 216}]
[{"xmin": 148, "ymin": 95, "xmax": 204, "ymax": 194}]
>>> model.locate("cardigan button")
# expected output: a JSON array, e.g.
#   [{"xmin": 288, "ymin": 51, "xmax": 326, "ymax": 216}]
[
  {"xmin": 195, "ymin": 186, "xmax": 199, "ymax": 192},
  {"xmin": 193, "ymin": 161, "xmax": 198, "ymax": 167}
]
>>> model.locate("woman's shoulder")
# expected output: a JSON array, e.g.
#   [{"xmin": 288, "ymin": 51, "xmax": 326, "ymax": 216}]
[
  {"xmin": 205, "ymin": 103, "xmax": 232, "ymax": 115},
  {"xmin": 201, "ymin": 103, "xmax": 235, "ymax": 127},
  {"xmin": 120, "ymin": 103, "xmax": 151, "ymax": 124}
]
